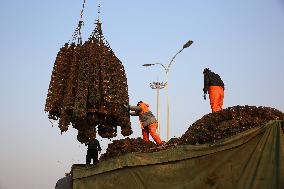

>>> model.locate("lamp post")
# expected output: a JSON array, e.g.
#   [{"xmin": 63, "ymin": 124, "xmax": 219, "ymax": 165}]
[
  {"xmin": 143, "ymin": 39, "xmax": 193, "ymax": 141},
  {"xmin": 150, "ymin": 81, "xmax": 166, "ymax": 136}
]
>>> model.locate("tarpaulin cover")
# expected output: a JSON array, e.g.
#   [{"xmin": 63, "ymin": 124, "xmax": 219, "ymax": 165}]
[{"xmin": 71, "ymin": 120, "xmax": 284, "ymax": 189}]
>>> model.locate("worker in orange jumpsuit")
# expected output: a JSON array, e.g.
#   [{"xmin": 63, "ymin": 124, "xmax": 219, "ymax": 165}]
[
  {"xmin": 128, "ymin": 101, "xmax": 163, "ymax": 145},
  {"xmin": 203, "ymin": 68, "xmax": 225, "ymax": 112}
]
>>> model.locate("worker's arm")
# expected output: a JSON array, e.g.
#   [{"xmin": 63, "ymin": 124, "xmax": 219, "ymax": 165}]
[
  {"xmin": 130, "ymin": 112, "xmax": 139, "ymax": 116},
  {"xmin": 203, "ymin": 73, "xmax": 209, "ymax": 94},
  {"xmin": 129, "ymin": 105, "xmax": 142, "ymax": 116},
  {"xmin": 96, "ymin": 139, "xmax": 102, "ymax": 152},
  {"xmin": 129, "ymin": 105, "xmax": 142, "ymax": 112}
]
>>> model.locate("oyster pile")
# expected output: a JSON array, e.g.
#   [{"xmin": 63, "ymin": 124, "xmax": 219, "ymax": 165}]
[
  {"xmin": 100, "ymin": 106, "xmax": 284, "ymax": 160},
  {"xmin": 45, "ymin": 21, "xmax": 132, "ymax": 143}
]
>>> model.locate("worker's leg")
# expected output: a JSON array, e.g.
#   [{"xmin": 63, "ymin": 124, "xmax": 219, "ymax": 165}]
[
  {"xmin": 209, "ymin": 86, "xmax": 222, "ymax": 112},
  {"xmin": 218, "ymin": 87, "xmax": 224, "ymax": 110},
  {"xmin": 209, "ymin": 92, "xmax": 219, "ymax": 112},
  {"xmin": 213, "ymin": 86, "xmax": 224, "ymax": 111},
  {"xmin": 90, "ymin": 150, "xmax": 96, "ymax": 164},
  {"xmin": 86, "ymin": 150, "xmax": 91, "ymax": 164},
  {"xmin": 142, "ymin": 128, "xmax": 150, "ymax": 143},
  {"xmin": 149, "ymin": 123, "xmax": 162, "ymax": 145},
  {"xmin": 94, "ymin": 151, "xmax": 99, "ymax": 164}
]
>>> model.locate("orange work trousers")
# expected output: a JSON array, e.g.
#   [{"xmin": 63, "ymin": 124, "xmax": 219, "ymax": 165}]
[
  {"xmin": 208, "ymin": 86, "xmax": 224, "ymax": 112},
  {"xmin": 142, "ymin": 123, "xmax": 162, "ymax": 145}
]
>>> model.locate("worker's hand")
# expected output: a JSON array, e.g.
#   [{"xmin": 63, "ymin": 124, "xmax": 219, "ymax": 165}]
[{"xmin": 203, "ymin": 94, "xmax": 206, "ymax": 100}]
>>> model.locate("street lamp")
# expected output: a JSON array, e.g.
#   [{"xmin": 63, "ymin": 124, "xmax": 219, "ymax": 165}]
[
  {"xmin": 150, "ymin": 81, "xmax": 166, "ymax": 136},
  {"xmin": 143, "ymin": 39, "xmax": 193, "ymax": 141}
]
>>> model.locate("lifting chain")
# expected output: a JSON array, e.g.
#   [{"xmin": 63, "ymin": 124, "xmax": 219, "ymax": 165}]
[{"xmin": 69, "ymin": 0, "xmax": 86, "ymax": 45}]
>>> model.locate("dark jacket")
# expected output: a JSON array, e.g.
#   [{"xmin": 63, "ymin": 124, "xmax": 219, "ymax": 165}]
[
  {"xmin": 203, "ymin": 70, "xmax": 225, "ymax": 93},
  {"xmin": 86, "ymin": 139, "xmax": 101, "ymax": 151}
]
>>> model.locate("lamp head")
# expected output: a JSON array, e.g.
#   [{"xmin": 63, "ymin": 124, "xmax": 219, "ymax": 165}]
[
  {"xmin": 142, "ymin": 64, "xmax": 155, "ymax": 67},
  {"xmin": 183, "ymin": 40, "xmax": 194, "ymax": 49}
]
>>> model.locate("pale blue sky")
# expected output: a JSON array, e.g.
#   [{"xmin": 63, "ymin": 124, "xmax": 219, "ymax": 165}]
[{"xmin": 1, "ymin": 1, "xmax": 284, "ymax": 188}]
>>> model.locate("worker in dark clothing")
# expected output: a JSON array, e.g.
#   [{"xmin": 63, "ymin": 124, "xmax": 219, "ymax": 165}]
[
  {"xmin": 203, "ymin": 68, "xmax": 225, "ymax": 112},
  {"xmin": 85, "ymin": 138, "xmax": 101, "ymax": 164},
  {"xmin": 127, "ymin": 101, "xmax": 163, "ymax": 145}
]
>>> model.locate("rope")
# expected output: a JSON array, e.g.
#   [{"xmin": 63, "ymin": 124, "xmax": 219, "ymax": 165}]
[{"xmin": 69, "ymin": 0, "xmax": 87, "ymax": 45}]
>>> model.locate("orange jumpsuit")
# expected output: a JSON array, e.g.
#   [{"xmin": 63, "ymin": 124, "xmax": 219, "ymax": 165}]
[
  {"xmin": 208, "ymin": 86, "xmax": 224, "ymax": 112},
  {"xmin": 130, "ymin": 102, "xmax": 162, "ymax": 145},
  {"xmin": 141, "ymin": 123, "xmax": 161, "ymax": 145}
]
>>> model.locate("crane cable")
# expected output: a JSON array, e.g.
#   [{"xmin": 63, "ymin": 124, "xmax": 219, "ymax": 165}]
[{"xmin": 69, "ymin": 0, "xmax": 86, "ymax": 45}]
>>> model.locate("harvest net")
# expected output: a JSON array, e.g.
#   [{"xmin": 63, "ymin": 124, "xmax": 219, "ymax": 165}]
[{"xmin": 45, "ymin": 20, "xmax": 132, "ymax": 143}]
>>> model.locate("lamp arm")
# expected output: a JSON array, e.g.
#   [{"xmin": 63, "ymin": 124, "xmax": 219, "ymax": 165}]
[
  {"xmin": 167, "ymin": 48, "xmax": 184, "ymax": 73},
  {"xmin": 154, "ymin": 63, "xmax": 167, "ymax": 72}
]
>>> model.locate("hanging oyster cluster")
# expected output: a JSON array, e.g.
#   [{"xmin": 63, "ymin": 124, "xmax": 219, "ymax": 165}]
[{"xmin": 45, "ymin": 20, "xmax": 132, "ymax": 143}]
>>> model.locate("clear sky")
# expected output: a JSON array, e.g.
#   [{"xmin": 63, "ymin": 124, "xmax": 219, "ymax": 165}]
[{"xmin": 1, "ymin": 0, "xmax": 284, "ymax": 188}]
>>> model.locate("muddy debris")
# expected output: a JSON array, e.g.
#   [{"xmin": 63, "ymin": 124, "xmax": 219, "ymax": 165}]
[
  {"xmin": 177, "ymin": 105, "xmax": 284, "ymax": 145},
  {"xmin": 100, "ymin": 105, "xmax": 284, "ymax": 161},
  {"xmin": 100, "ymin": 138, "xmax": 156, "ymax": 161}
]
